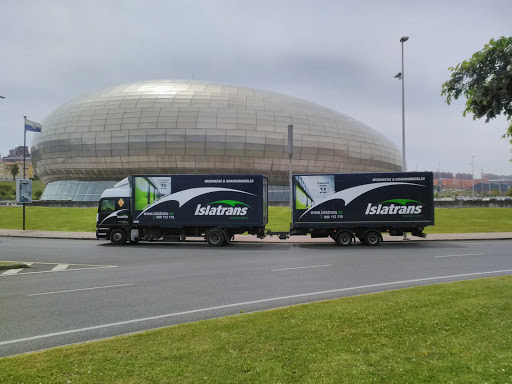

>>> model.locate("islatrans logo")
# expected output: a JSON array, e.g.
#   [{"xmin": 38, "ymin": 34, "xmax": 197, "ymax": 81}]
[
  {"xmin": 365, "ymin": 199, "xmax": 423, "ymax": 215},
  {"xmin": 194, "ymin": 200, "xmax": 250, "ymax": 216}
]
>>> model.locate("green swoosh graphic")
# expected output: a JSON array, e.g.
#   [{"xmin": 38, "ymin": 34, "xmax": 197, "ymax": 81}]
[
  {"xmin": 379, "ymin": 199, "xmax": 423, "ymax": 206},
  {"xmin": 208, "ymin": 200, "xmax": 251, "ymax": 208}
]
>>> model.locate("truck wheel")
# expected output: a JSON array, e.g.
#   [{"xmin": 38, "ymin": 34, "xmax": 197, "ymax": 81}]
[
  {"xmin": 110, "ymin": 229, "xmax": 127, "ymax": 245},
  {"xmin": 206, "ymin": 228, "xmax": 226, "ymax": 247},
  {"xmin": 363, "ymin": 231, "xmax": 381, "ymax": 246},
  {"xmin": 336, "ymin": 232, "xmax": 352, "ymax": 246}
]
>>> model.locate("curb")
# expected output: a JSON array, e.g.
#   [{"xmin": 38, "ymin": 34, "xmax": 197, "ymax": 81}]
[{"xmin": 1, "ymin": 232, "xmax": 512, "ymax": 243}]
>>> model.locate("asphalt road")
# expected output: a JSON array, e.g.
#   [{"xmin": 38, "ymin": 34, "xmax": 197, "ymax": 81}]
[{"xmin": 1, "ymin": 237, "xmax": 512, "ymax": 357}]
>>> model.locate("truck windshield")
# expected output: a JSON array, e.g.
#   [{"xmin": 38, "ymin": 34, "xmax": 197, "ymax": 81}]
[{"xmin": 100, "ymin": 199, "xmax": 116, "ymax": 212}]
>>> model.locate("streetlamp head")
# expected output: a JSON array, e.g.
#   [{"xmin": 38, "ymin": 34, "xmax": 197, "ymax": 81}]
[
  {"xmin": 400, "ymin": 36, "xmax": 409, "ymax": 43},
  {"xmin": 394, "ymin": 72, "xmax": 402, "ymax": 79}
]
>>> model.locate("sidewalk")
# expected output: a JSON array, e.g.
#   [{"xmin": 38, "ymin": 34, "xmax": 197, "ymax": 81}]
[{"xmin": 1, "ymin": 228, "xmax": 512, "ymax": 243}]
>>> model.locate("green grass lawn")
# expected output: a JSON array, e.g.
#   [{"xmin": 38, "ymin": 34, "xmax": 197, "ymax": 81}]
[
  {"xmin": 1, "ymin": 276, "xmax": 511, "ymax": 383},
  {"xmin": 0, "ymin": 207, "xmax": 97, "ymax": 232},
  {"xmin": 0, "ymin": 206, "xmax": 511, "ymax": 233},
  {"xmin": 426, "ymin": 208, "xmax": 512, "ymax": 233}
]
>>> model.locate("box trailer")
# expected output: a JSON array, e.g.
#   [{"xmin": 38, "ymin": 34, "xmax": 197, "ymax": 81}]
[
  {"xmin": 288, "ymin": 172, "xmax": 434, "ymax": 245},
  {"xmin": 96, "ymin": 174, "xmax": 268, "ymax": 246}
]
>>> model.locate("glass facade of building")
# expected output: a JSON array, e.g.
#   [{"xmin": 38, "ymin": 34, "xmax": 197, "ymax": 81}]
[
  {"xmin": 41, "ymin": 180, "xmax": 117, "ymax": 201},
  {"xmin": 32, "ymin": 80, "xmax": 402, "ymax": 202}
]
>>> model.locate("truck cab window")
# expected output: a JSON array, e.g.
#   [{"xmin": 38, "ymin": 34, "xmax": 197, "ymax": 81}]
[{"xmin": 100, "ymin": 199, "xmax": 116, "ymax": 212}]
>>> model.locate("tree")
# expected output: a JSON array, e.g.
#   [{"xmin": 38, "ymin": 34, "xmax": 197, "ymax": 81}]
[
  {"xmin": 10, "ymin": 164, "xmax": 19, "ymax": 180},
  {"xmin": 441, "ymin": 36, "xmax": 512, "ymax": 142}
]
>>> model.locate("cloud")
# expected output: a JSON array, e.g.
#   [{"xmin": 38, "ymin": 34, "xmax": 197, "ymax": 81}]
[{"xmin": 0, "ymin": 0, "xmax": 511, "ymax": 175}]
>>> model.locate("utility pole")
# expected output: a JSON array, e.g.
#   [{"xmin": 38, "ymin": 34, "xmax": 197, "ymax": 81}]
[{"xmin": 470, "ymin": 156, "xmax": 475, "ymax": 198}]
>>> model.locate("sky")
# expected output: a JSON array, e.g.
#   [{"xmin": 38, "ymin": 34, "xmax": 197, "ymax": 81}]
[{"xmin": 1, "ymin": 0, "xmax": 511, "ymax": 178}]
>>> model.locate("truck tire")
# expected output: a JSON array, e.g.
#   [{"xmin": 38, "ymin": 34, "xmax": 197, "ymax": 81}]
[
  {"xmin": 363, "ymin": 230, "xmax": 381, "ymax": 246},
  {"xmin": 206, "ymin": 228, "xmax": 226, "ymax": 247},
  {"xmin": 336, "ymin": 231, "xmax": 352, "ymax": 246},
  {"xmin": 110, "ymin": 229, "xmax": 127, "ymax": 245}
]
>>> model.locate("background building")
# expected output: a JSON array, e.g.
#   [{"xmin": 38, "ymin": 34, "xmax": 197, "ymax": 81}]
[
  {"xmin": 32, "ymin": 80, "xmax": 402, "ymax": 202},
  {"xmin": 0, "ymin": 160, "xmax": 34, "ymax": 181},
  {"xmin": 2, "ymin": 146, "xmax": 30, "ymax": 163}
]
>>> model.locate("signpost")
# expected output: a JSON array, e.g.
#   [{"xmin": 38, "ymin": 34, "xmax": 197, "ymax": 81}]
[{"xmin": 16, "ymin": 179, "xmax": 32, "ymax": 230}]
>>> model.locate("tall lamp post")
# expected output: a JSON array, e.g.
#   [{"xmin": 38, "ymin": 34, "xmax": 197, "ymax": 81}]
[
  {"xmin": 395, "ymin": 36, "xmax": 409, "ymax": 240},
  {"xmin": 394, "ymin": 36, "xmax": 409, "ymax": 172}
]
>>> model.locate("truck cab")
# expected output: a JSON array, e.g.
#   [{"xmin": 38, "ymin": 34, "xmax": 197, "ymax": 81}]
[{"xmin": 96, "ymin": 178, "xmax": 131, "ymax": 243}]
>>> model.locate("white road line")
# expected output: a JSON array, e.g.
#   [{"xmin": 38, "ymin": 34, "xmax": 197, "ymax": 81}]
[
  {"xmin": 1, "ymin": 268, "xmax": 24, "ymax": 275},
  {"xmin": 51, "ymin": 264, "xmax": 69, "ymax": 271},
  {"xmin": 1, "ymin": 261, "xmax": 117, "ymax": 267},
  {"xmin": 435, "ymin": 253, "xmax": 486, "ymax": 258},
  {"xmin": 271, "ymin": 264, "xmax": 331, "ymax": 272},
  {"xmin": 27, "ymin": 284, "xmax": 134, "ymax": 297},
  {"xmin": 24, "ymin": 262, "xmax": 34, "ymax": 266},
  {"xmin": 457, "ymin": 241, "xmax": 512, "ymax": 245},
  {"xmin": 2, "ymin": 268, "xmax": 512, "ymax": 347},
  {"xmin": 0, "ymin": 266, "xmax": 118, "ymax": 277}
]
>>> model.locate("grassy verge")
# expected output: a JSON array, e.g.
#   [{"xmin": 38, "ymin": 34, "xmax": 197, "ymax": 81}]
[
  {"xmin": 0, "ymin": 207, "xmax": 97, "ymax": 232},
  {"xmin": 426, "ymin": 208, "xmax": 512, "ymax": 233},
  {"xmin": 0, "ymin": 261, "xmax": 29, "ymax": 270},
  {"xmin": 0, "ymin": 206, "xmax": 511, "ymax": 233},
  {"xmin": 1, "ymin": 276, "xmax": 511, "ymax": 383}
]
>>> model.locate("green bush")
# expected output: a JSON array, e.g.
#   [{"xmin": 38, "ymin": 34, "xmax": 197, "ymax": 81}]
[{"xmin": 0, "ymin": 184, "xmax": 14, "ymax": 200}]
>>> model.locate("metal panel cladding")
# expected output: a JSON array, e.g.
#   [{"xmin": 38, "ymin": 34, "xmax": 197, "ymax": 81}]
[{"xmin": 31, "ymin": 80, "xmax": 402, "ymax": 185}]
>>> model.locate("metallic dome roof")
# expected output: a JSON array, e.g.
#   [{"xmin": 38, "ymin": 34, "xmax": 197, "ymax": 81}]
[{"xmin": 32, "ymin": 80, "xmax": 401, "ymax": 184}]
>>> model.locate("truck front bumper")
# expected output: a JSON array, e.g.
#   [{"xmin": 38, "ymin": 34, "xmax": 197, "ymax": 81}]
[{"xmin": 96, "ymin": 228, "xmax": 109, "ymax": 240}]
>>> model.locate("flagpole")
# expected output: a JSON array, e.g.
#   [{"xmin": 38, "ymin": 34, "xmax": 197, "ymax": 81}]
[
  {"xmin": 23, "ymin": 116, "xmax": 27, "ymax": 179},
  {"xmin": 23, "ymin": 116, "xmax": 27, "ymax": 230}
]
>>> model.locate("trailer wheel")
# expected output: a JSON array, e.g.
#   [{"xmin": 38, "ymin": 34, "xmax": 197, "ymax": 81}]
[
  {"xmin": 206, "ymin": 228, "xmax": 226, "ymax": 247},
  {"xmin": 336, "ymin": 231, "xmax": 353, "ymax": 246},
  {"xmin": 363, "ymin": 230, "xmax": 381, "ymax": 246},
  {"xmin": 110, "ymin": 229, "xmax": 127, "ymax": 245}
]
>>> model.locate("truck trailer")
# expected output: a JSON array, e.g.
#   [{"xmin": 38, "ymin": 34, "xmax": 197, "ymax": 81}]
[
  {"xmin": 96, "ymin": 174, "xmax": 268, "ymax": 246},
  {"xmin": 287, "ymin": 172, "xmax": 434, "ymax": 245}
]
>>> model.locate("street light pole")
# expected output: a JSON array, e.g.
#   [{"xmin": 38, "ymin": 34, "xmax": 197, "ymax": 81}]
[
  {"xmin": 399, "ymin": 36, "xmax": 408, "ymax": 171},
  {"xmin": 395, "ymin": 36, "xmax": 409, "ymax": 240}
]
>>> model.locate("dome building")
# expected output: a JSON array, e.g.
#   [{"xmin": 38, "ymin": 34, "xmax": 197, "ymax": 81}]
[{"xmin": 32, "ymin": 80, "xmax": 402, "ymax": 202}]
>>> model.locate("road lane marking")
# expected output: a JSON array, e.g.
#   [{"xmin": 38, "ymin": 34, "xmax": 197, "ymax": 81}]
[
  {"xmin": 0, "ymin": 266, "xmax": 118, "ymax": 277},
  {"xmin": 457, "ymin": 241, "xmax": 512, "ymax": 245},
  {"xmin": 1, "ymin": 269, "xmax": 24, "ymax": 275},
  {"xmin": 435, "ymin": 253, "xmax": 486, "ymax": 258},
  {"xmin": 2, "ymin": 268, "xmax": 512, "ymax": 347},
  {"xmin": 0, "ymin": 261, "xmax": 117, "ymax": 266},
  {"xmin": 51, "ymin": 264, "xmax": 69, "ymax": 271},
  {"xmin": 27, "ymin": 284, "xmax": 134, "ymax": 297},
  {"xmin": 271, "ymin": 264, "xmax": 331, "ymax": 272}
]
